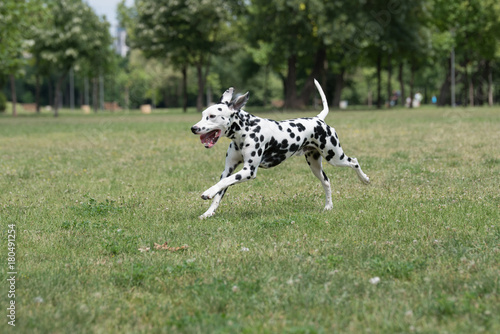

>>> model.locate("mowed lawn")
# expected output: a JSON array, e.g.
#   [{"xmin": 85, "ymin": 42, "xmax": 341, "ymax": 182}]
[{"xmin": 0, "ymin": 106, "xmax": 499, "ymax": 333}]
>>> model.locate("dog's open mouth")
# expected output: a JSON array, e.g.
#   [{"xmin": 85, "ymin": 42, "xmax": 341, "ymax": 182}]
[{"xmin": 200, "ymin": 129, "xmax": 222, "ymax": 148}]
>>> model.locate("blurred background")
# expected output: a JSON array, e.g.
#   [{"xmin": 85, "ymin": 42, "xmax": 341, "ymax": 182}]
[{"xmin": 1, "ymin": 0, "xmax": 499, "ymax": 116}]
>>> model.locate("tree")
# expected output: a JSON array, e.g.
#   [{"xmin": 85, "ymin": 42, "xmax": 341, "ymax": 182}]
[
  {"xmin": 0, "ymin": 0, "xmax": 40, "ymax": 116},
  {"xmin": 433, "ymin": 0, "xmax": 500, "ymax": 106},
  {"xmin": 31, "ymin": 0, "xmax": 113, "ymax": 116},
  {"xmin": 244, "ymin": 0, "xmax": 327, "ymax": 109},
  {"xmin": 126, "ymin": 0, "xmax": 236, "ymax": 112}
]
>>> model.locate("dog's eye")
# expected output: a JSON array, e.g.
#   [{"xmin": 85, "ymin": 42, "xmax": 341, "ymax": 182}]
[{"xmin": 209, "ymin": 115, "xmax": 216, "ymax": 119}]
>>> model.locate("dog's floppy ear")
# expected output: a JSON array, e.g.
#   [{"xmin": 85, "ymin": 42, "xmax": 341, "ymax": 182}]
[
  {"xmin": 230, "ymin": 92, "xmax": 249, "ymax": 110},
  {"xmin": 219, "ymin": 87, "xmax": 234, "ymax": 104}
]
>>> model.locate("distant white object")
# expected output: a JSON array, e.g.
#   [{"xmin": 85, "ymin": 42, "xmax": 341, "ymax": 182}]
[
  {"xmin": 369, "ymin": 277, "xmax": 381, "ymax": 285},
  {"xmin": 339, "ymin": 100, "xmax": 348, "ymax": 109}
]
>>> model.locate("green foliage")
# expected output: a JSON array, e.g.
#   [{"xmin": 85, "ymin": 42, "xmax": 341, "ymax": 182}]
[{"xmin": 0, "ymin": 0, "xmax": 38, "ymax": 76}]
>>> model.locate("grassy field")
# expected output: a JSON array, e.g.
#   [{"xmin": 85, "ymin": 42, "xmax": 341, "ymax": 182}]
[{"xmin": 0, "ymin": 106, "xmax": 499, "ymax": 333}]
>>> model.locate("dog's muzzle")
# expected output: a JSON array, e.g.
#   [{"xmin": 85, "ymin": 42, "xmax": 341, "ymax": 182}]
[{"xmin": 191, "ymin": 126, "xmax": 200, "ymax": 134}]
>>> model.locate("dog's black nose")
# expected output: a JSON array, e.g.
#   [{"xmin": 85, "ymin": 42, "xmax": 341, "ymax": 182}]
[{"xmin": 191, "ymin": 126, "xmax": 199, "ymax": 134}]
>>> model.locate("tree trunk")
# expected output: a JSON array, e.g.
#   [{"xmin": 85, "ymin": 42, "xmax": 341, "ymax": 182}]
[
  {"xmin": 398, "ymin": 61, "xmax": 405, "ymax": 106},
  {"xmin": 437, "ymin": 58, "xmax": 451, "ymax": 106},
  {"xmin": 124, "ymin": 85, "xmax": 130, "ymax": 110},
  {"xmin": 84, "ymin": 77, "xmax": 90, "ymax": 105},
  {"xmin": 488, "ymin": 63, "xmax": 493, "ymax": 106},
  {"xmin": 332, "ymin": 69, "xmax": 345, "ymax": 108},
  {"xmin": 54, "ymin": 75, "xmax": 65, "ymax": 117},
  {"xmin": 376, "ymin": 52, "xmax": 382, "ymax": 109},
  {"xmin": 263, "ymin": 65, "xmax": 269, "ymax": 106},
  {"xmin": 468, "ymin": 72, "xmax": 474, "ymax": 107},
  {"xmin": 181, "ymin": 66, "xmax": 188, "ymax": 112},
  {"xmin": 299, "ymin": 48, "xmax": 326, "ymax": 106},
  {"xmin": 196, "ymin": 63, "xmax": 204, "ymax": 112},
  {"xmin": 35, "ymin": 72, "xmax": 41, "ymax": 113},
  {"xmin": 10, "ymin": 74, "xmax": 17, "ymax": 117},
  {"xmin": 284, "ymin": 54, "xmax": 300, "ymax": 109},
  {"xmin": 92, "ymin": 76, "xmax": 98, "ymax": 113},
  {"xmin": 387, "ymin": 53, "xmax": 392, "ymax": 107},
  {"xmin": 409, "ymin": 64, "xmax": 415, "ymax": 108}
]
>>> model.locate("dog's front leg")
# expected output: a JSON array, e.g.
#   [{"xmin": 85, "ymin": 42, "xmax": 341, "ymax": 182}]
[
  {"xmin": 201, "ymin": 163, "xmax": 258, "ymax": 200},
  {"xmin": 201, "ymin": 155, "xmax": 259, "ymax": 202},
  {"xmin": 199, "ymin": 144, "xmax": 242, "ymax": 219}
]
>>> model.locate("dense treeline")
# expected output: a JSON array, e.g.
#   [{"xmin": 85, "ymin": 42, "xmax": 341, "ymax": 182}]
[{"xmin": 1, "ymin": 0, "xmax": 499, "ymax": 116}]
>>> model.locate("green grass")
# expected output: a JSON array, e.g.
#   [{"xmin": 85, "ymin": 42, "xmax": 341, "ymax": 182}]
[{"xmin": 1, "ymin": 106, "xmax": 499, "ymax": 333}]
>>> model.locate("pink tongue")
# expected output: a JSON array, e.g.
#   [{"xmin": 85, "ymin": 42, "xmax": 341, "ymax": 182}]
[{"xmin": 200, "ymin": 131, "xmax": 218, "ymax": 148}]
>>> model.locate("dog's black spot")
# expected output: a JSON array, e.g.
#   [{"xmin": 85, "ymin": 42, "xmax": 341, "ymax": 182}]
[
  {"xmin": 255, "ymin": 143, "xmax": 260, "ymax": 149},
  {"xmin": 290, "ymin": 132, "xmax": 295, "ymax": 138},
  {"xmin": 258, "ymin": 148, "xmax": 263, "ymax": 156},
  {"xmin": 330, "ymin": 136, "xmax": 337, "ymax": 146},
  {"xmin": 322, "ymin": 171, "xmax": 328, "ymax": 181},
  {"xmin": 340, "ymin": 153, "xmax": 345, "ymax": 160},
  {"xmin": 226, "ymin": 122, "xmax": 241, "ymax": 139},
  {"xmin": 218, "ymin": 107, "xmax": 222, "ymax": 111},
  {"xmin": 235, "ymin": 174, "xmax": 242, "ymax": 181},
  {"xmin": 347, "ymin": 157, "xmax": 351, "ymax": 162},
  {"xmin": 313, "ymin": 151, "xmax": 321, "ymax": 160},
  {"xmin": 297, "ymin": 123, "xmax": 306, "ymax": 132},
  {"xmin": 326, "ymin": 150, "xmax": 335, "ymax": 161},
  {"xmin": 249, "ymin": 133, "xmax": 256, "ymax": 139},
  {"xmin": 260, "ymin": 135, "xmax": 264, "ymax": 142},
  {"xmin": 289, "ymin": 143, "xmax": 299, "ymax": 152},
  {"xmin": 355, "ymin": 164, "xmax": 359, "ymax": 168},
  {"xmin": 296, "ymin": 136, "xmax": 301, "ymax": 141},
  {"xmin": 259, "ymin": 136, "xmax": 289, "ymax": 168}
]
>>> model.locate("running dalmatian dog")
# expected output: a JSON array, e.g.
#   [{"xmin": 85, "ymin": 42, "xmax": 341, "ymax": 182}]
[{"xmin": 191, "ymin": 79, "xmax": 370, "ymax": 219}]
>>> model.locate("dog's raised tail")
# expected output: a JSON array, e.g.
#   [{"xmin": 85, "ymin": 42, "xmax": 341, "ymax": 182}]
[{"xmin": 314, "ymin": 79, "xmax": 329, "ymax": 120}]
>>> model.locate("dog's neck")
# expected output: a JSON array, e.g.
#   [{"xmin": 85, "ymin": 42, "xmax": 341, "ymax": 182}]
[{"xmin": 225, "ymin": 109, "xmax": 259, "ymax": 140}]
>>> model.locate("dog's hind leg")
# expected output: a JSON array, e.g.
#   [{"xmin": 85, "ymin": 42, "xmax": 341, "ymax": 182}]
[
  {"xmin": 324, "ymin": 149, "xmax": 370, "ymax": 185},
  {"xmin": 199, "ymin": 144, "xmax": 242, "ymax": 219},
  {"xmin": 305, "ymin": 150, "xmax": 333, "ymax": 210}
]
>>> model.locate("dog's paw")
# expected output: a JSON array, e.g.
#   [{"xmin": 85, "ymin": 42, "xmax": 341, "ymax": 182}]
[
  {"xmin": 199, "ymin": 211, "xmax": 215, "ymax": 220},
  {"xmin": 201, "ymin": 186, "xmax": 219, "ymax": 200}
]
